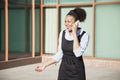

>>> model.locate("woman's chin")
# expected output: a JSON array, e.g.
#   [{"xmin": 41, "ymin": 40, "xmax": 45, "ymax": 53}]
[
  {"xmin": 66, "ymin": 28, "xmax": 72, "ymax": 32},
  {"xmin": 68, "ymin": 30, "xmax": 72, "ymax": 32}
]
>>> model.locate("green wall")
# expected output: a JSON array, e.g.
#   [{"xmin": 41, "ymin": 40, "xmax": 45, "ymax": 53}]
[
  {"xmin": 60, "ymin": 0, "xmax": 92, "ymax": 4},
  {"xmin": 1, "ymin": 0, "xmax": 120, "ymax": 59},
  {"xmin": 43, "ymin": 0, "xmax": 56, "ymax": 4},
  {"xmin": 29, "ymin": 9, "xmax": 40, "ymax": 53},
  {"xmin": 0, "ymin": 8, "xmax": 40, "ymax": 53},
  {"xmin": 44, "ymin": 8, "xmax": 57, "ymax": 54},
  {"xmin": 95, "ymin": 4, "xmax": 120, "ymax": 59},
  {"xmin": 43, "ymin": 5, "xmax": 120, "ymax": 59},
  {"xmin": 43, "ymin": 0, "xmax": 92, "ymax": 4},
  {"xmin": 0, "ymin": 9, "xmax": 4, "ymax": 51},
  {"xmin": 8, "ymin": 9, "xmax": 25, "ymax": 52},
  {"xmin": 96, "ymin": 0, "xmax": 120, "ymax": 2}
]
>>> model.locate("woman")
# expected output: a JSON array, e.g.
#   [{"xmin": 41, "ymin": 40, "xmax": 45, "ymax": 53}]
[{"xmin": 35, "ymin": 7, "xmax": 89, "ymax": 80}]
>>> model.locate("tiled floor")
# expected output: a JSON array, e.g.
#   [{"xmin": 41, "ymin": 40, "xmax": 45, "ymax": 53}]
[{"xmin": 0, "ymin": 56, "xmax": 120, "ymax": 80}]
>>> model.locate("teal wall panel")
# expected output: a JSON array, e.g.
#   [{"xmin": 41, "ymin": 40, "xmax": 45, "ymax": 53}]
[
  {"xmin": 60, "ymin": 7, "xmax": 92, "ymax": 56},
  {"xmin": 0, "ymin": 8, "xmax": 40, "ymax": 53},
  {"xmin": 1, "ymin": 1, "xmax": 120, "ymax": 60},
  {"xmin": 44, "ymin": 8, "xmax": 57, "ymax": 54},
  {"xmin": 0, "ymin": 2, "xmax": 4, "ymax": 8},
  {"xmin": 0, "ymin": 9, "xmax": 4, "ymax": 51},
  {"xmin": 95, "ymin": 4, "xmax": 120, "ymax": 59},
  {"xmin": 8, "ymin": 0, "xmax": 40, "ymax": 7},
  {"xmin": 25, "ymin": 8, "xmax": 31, "ymax": 53},
  {"xmin": 8, "ymin": 9, "xmax": 25, "ymax": 52},
  {"xmin": 96, "ymin": 0, "xmax": 120, "ymax": 2},
  {"xmin": 35, "ymin": 9, "xmax": 40, "ymax": 53},
  {"xmin": 60, "ymin": 0, "xmax": 92, "ymax": 4},
  {"xmin": 43, "ymin": 0, "xmax": 56, "ymax": 4},
  {"xmin": 29, "ymin": 9, "xmax": 40, "ymax": 53}
]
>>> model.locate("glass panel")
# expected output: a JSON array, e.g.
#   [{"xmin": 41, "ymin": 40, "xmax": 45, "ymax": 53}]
[
  {"xmin": 8, "ymin": 0, "xmax": 26, "ymax": 7},
  {"xmin": 0, "ymin": 1, "xmax": 4, "ymax": 8},
  {"xmin": 95, "ymin": 4, "xmax": 120, "ymax": 59},
  {"xmin": 44, "ymin": 8, "xmax": 57, "ymax": 54},
  {"xmin": 8, "ymin": 9, "xmax": 25, "ymax": 52},
  {"xmin": 60, "ymin": 7, "xmax": 92, "ymax": 56},
  {"xmin": 0, "ymin": 1, "xmax": 40, "ymax": 60},
  {"xmin": 25, "ymin": 8, "xmax": 31, "ymax": 54},
  {"xmin": 8, "ymin": 9, "xmax": 31, "ymax": 60},
  {"xmin": 27, "ymin": 0, "xmax": 40, "ymax": 4},
  {"xmin": 35, "ymin": 9, "xmax": 40, "ymax": 55},
  {"xmin": 96, "ymin": 0, "xmax": 120, "ymax": 2},
  {"xmin": 8, "ymin": 0, "xmax": 40, "ymax": 7},
  {"xmin": 60, "ymin": 0, "xmax": 92, "ymax": 4},
  {"xmin": 43, "ymin": 0, "xmax": 56, "ymax": 4},
  {"xmin": 26, "ymin": 8, "xmax": 40, "ymax": 56},
  {"xmin": 0, "ymin": 9, "xmax": 5, "ymax": 61}
]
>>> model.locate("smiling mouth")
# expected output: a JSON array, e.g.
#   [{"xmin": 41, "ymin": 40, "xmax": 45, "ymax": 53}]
[
  {"xmin": 66, "ymin": 26, "xmax": 70, "ymax": 29},
  {"xmin": 66, "ymin": 27, "xmax": 69, "ymax": 29}
]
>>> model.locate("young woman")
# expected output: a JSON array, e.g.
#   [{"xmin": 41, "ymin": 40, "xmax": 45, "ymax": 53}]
[{"xmin": 35, "ymin": 7, "xmax": 89, "ymax": 80}]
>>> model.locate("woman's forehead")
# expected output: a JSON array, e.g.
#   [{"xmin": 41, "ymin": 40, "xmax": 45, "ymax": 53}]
[{"xmin": 65, "ymin": 15, "xmax": 75, "ymax": 20}]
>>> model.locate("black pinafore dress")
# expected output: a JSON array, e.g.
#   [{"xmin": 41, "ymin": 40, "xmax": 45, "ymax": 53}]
[{"xmin": 58, "ymin": 30, "xmax": 86, "ymax": 80}]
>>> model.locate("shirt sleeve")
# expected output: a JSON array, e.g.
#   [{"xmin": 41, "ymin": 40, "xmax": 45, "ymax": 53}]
[
  {"xmin": 51, "ymin": 31, "xmax": 63, "ymax": 62},
  {"xmin": 73, "ymin": 32, "xmax": 89, "ymax": 57}
]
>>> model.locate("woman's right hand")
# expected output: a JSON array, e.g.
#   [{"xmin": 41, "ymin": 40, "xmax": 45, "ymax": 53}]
[
  {"xmin": 35, "ymin": 58, "xmax": 56, "ymax": 72},
  {"xmin": 35, "ymin": 64, "xmax": 46, "ymax": 72}
]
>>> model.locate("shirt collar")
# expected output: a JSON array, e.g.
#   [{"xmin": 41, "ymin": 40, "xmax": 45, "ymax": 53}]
[{"xmin": 65, "ymin": 27, "xmax": 83, "ymax": 36}]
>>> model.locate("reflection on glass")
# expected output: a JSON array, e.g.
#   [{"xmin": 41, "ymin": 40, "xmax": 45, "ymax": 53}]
[
  {"xmin": 0, "ymin": 9, "xmax": 5, "ymax": 61},
  {"xmin": 95, "ymin": 4, "xmax": 120, "ymax": 59},
  {"xmin": 0, "ymin": 1, "xmax": 40, "ymax": 61},
  {"xmin": 96, "ymin": 0, "xmax": 120, "ymax": 2},
  {"xmin": 43, "ymin": 0, "xmax": 56, "ymax": 4},
  {"xmin": 8, "ymin": 9, "xmax": 31, "ymax": 60},
  {"xmin": 44, "ymin": 8, "xmax": 57, "ymax": 54},
  {"xmin": 60, "ymin": 0, "xmax": 92, "ymax": 4}
]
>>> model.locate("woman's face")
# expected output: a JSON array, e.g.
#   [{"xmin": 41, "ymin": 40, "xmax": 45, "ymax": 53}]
[{"xmin": 64, "ymin": 15, "xmax": 75, "ymax": 32}]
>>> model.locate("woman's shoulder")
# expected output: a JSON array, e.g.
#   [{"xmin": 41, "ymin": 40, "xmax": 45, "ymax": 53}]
[
  {"xmin": 78, "ymin": 28, "xmax": 89, "ymax": 38},
  {"xmin": 59, "ymin": 29, "xmax": 66, "ymax": 35},
  {"xmin": 78, "ymin": 28, "xmax": 86, "ymax": 34},
  {"xmin": 58, "ymin": 30, "xmax": 65, "ymax": 38}
]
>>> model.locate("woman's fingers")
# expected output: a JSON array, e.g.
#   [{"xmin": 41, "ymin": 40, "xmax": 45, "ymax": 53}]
[
  {"xmin": 35, "ymin": 66, "xmax": 42, "ymax": 72},
  {"xmin": 35, "ymin": 65, "xmax": 45, "ymax": 72}
]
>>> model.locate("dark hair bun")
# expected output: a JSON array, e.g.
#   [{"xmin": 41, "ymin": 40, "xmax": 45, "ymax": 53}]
[{"xmin": 73, "ymin": 7, "xmax": 86, "ymax": 22}]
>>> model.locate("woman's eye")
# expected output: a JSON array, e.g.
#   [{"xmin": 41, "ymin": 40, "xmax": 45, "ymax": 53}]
[{"xmin": 68, "ymin": 21, "xmax": 71, "ymax": 23}]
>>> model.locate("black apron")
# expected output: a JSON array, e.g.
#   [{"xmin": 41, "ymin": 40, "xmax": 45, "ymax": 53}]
[{"xmin": 58, "ymin": 30, "xmax": 86, "ymax": 80}]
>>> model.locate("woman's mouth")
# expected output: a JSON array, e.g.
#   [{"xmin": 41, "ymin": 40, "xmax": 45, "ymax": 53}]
[{"xmin": 66, "ymin": 26, "xmax": 70, "ymax": 29}]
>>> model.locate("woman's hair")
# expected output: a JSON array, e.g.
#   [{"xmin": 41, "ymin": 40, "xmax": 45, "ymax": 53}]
[{"xmin": 67, "ymin": 7, "xmax": 86, "ymax": 22}]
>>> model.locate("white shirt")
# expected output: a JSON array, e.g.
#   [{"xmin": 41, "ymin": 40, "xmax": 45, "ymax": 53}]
[{"xmin": 51, "ymin": 28, "xmax": 89, "ymax": 63}]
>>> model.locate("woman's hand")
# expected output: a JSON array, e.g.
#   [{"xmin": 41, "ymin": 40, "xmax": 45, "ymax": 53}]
[
  {"xmin": 35, "ymin": 64, "xmax": 46, "ymax": 72},
  {"xmin": 35, "ymin": 58, "xmax": 56, "ymax": 72},
  {"xmin": 72, "ymin": 20, "xmax": 79, "ymax": 35},
  {"xmin": 72, "ymin": 23, "xmax": 78, "ymax": 36}
]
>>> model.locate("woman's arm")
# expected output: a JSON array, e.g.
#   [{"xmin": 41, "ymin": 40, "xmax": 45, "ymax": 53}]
[
  {"xmin": 73, "ymin": 32, "xmax": 89, "ymax": 57},
  {"xmin": 72, "ymin": 24, "xmax": 80, "ymax": 52},
  {"xmin": 35, "ymin": 31, "xmax": 63, "ymax": 72},
  {"xmin": 73, "ymin": 33, "xmax": 80, "ymax": 51},
  {"xmin": 72, "ymin": 24, "xmax": 89, "ymax": 57},
  {"xmin": 35, "ymin": 58, "xmax": 56, "ymax": 72}
]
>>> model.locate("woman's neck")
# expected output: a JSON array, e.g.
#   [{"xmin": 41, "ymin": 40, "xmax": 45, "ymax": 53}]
[{"xmin": 69, "ymin": 31, "xmax": 73, "ymax": 36}]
